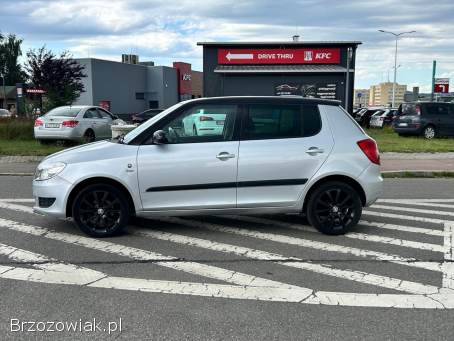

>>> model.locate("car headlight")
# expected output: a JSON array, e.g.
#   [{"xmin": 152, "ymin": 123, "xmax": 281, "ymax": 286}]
[{"xmin": 34, "ymin": 162, "xmax": 66, "ymax": 181}]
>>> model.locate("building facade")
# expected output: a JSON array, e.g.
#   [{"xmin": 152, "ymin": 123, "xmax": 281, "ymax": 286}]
[
  {"xmin": 74, "ymin": 58, "xmax": 203, "ymax": 115},
  {"xmin": 353, "ymin": 89, "xmax": 370, "ymax": 108},
  {"xmin": 369, "ymin": 82, "xmax": 407, "ymax": 107},
  {"xmin": 197, "ymin": 41, "xmax": 361, "ymax": 113}
]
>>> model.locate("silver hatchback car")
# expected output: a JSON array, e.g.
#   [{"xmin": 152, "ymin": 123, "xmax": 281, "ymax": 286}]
[
  {"xmin": 34, "ymin": 105, "xmax": 117, "ymax": 143},
  {"xmin": 33, "ymin": 96, "xmax": 382, "ymax": 237}
]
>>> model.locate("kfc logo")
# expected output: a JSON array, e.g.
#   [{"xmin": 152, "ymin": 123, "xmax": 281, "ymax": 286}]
[{"xmin": 304, "ymin": 51, "xmax": 313, "ymax": 61}]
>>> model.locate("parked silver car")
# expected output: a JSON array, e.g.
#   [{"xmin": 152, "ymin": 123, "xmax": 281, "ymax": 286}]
[
  {"xmin": 34, "ymin": 106, "xmax": 117, "ymax": 143},
  {"xmin": 33, "ymin": 96, "xmax": 383, "ymax": 237}
]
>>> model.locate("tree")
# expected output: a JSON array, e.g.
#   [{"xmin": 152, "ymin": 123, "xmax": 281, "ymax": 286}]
[
  {"xmin": 25, "ymin": 46, "xmax": 86, "ymax": 109},
  {"xmin": 0, "ymin": 33, "xmax": 26, "ymax": 84}
]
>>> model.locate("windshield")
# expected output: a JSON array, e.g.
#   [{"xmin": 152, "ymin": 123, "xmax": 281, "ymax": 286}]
[
  {"xmin": 45, "ymin": 106, "xmax": 81, "ymax": 117},
  {"xmin": 123, "ymin": 101, "xmax": 187, "ymax": 144}
]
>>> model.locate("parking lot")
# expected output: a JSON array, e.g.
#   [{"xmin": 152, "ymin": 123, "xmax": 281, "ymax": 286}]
[{"xmin": 0, "ymin": 175, "xmax": 453, "ymax": 340}]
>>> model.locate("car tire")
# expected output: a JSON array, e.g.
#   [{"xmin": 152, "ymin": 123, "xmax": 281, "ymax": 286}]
[
  {"xmin": 72, "ymin": 184, "xmax": 129, "ymax": 237},
  {"xmin": 83, "ymin": 129, "xmax": 95, "ymax": 143},
  {"xmin": 306, "ymin": 181, "xmax": 362, "ymax": 235},
  {"xmin": 423, "ymin": 125, "xmax": 436, "ymax": 139}
]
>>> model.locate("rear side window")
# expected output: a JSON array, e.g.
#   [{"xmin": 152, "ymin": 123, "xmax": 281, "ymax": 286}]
[
  {"xmin": 424, "ymin": 104, "xmax": 450, "ymax": 116},
  {"xmin": 241, "ymin": 104, "xmax": 321, "ymax": 140},
  {"xmin": 401, "ymin": 103, "xmax": 419, "ymax": 115},
  {"xmin": 46, "ymin": 107, "xmax": 81, "ymax": 117}
]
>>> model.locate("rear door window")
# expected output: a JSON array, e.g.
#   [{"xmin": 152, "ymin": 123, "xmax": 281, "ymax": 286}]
[
  {"xmin": 401, "ymin": 103, "xmax": 419, "ymax": 116},
  {"xmin": 241, "ymin": 104, "xmax": 321, "ymax": 140}
]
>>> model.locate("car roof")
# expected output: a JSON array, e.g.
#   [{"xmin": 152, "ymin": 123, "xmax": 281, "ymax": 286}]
[{"xmin": 182, "ymin": 96, "xmax": 341, "ymax": 106}]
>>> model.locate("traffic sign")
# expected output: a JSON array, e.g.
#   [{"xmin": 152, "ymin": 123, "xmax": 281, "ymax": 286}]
[{"xmin": 434, "ymin": 78, "xmax": 449, "ymax": 93}]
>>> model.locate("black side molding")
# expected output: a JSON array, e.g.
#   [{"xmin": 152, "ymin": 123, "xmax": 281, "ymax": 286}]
[{"xmin": 146, "ymin": 179, "xmax": 307, "ymax": 192}]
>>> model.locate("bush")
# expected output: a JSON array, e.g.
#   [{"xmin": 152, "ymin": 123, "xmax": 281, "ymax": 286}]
[{"xmin": 0, "ymin": 118, "xmax": 35, "ymax": 140}]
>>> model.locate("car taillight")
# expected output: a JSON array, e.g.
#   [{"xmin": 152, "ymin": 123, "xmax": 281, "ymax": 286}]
[
  {"xmin": 199, "ymin": 115, "xmax": 214, "ymax": 121},
  {"xmin": 62, "ymin": 120, "xmax": 79, "ymax": 128},
  {"xmin": 34, "ymin": 119, "xmax": 43, "ymax": 127},
  {"xmin": 357, "ymin": 139, "xmax": 380, "ymax": 165}
]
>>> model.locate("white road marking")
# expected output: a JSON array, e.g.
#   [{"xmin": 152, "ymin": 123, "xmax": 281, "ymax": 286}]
[
  {"xmin": 346, "ymin": 233, "xmax": 446, "ymax": 253},
  {"xmin": 0, "ymin": 218, "xmax": 298, "ymax": 289},
  {"xmin": 378, "ymin": 199, "xmax": 454, "ymax": 203},
  {"xmin": 0, "ymin": 198, "xmax": 35, "ymax": 203},
  {"xmin": 162, "ymin": 217, "xmax": 443, "ymax": 273},
  {"xmin": 224, "ymin": 215, "xmax": 445, "ymax": 253},
  {"xmin": 135, "ymin": 228, "xmax": 443, "ymax": 295},
  {"xmin": 362, "ymin": 210, "xmax": 448, "ymax": 224},
  {"xmin": 377, "ymin": 200, "xmax": 454, "ymax": 210},
  {"xmin": 359, "ymin": 221, "xmax": 446, "ymax": 237},
  {"xmin": 0, "ymin": 242, "xmax": 106, "ymax": 284},
  {"xmin": 372, "ymin": 204, "xmax": 454, "ymax": 218},
  {"xmin": 0, "ymin": 201, "xmax": 34, "ymax": 214},
  {"xmin": 443, "ymin": 223, "xmax": 454, "ymax": 289}
]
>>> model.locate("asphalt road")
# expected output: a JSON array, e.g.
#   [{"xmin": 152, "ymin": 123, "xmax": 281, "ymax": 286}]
[{"xmin": 0, "ymin": 176, "xmax": 453, "ymax": 340}]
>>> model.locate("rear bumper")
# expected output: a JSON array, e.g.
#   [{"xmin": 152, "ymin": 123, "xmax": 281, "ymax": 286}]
[
  {"xmin": 357, "ymin": 164, "xmax": 383, "ymax": 207},
  {"xmin": 34, "ymin": 127, "xmax": 82, "ymax": 140},
  {"xmin": 393, "ymin": 126, "xmax": 422, "ymax": 135}
]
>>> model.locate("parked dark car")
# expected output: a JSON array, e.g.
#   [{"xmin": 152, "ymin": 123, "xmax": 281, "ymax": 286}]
[
  {"xmin": 131, "ymin": 109, "xmax": 163, "ymax": 124},
  {"xmin": 393, "ymin": 102, "xmax": 454, "ymax": 139},
  {"xmin": 354, "ymin": 107, "xmax": 385, "ymax": 128}
]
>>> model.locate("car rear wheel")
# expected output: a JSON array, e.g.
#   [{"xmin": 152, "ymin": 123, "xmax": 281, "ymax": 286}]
[
  {"xmin": 423, "ymin": 125, "xmax": 436, "ymax": 139},
  {"xmin": 83, "ymin": 129, "xmax": 95, "ymax": 143},
  {"xmin": 72, "ymin": 184, "xmax": 129, "ymax": 237},
  {"xmin": 306, "ymin": 181, "xmax": 362, "ymax": 235}
]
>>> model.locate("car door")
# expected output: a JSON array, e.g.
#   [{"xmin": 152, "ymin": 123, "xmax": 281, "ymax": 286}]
[
  {"xmin": 137, "ymin": 102, "xmax": 239, "ymax": 211},
  {"xmin": 236, "ymin": 102, "xmax": 334, "ymax": 208},
  {"xmin": 425, "ymin": 103, "xmax": 450, "ymax": 135},
  {"xmin": 446, "ymin": 104, "xmax": 454, "ymax": 136},
  {"xmin": 82, "ymin": 108, "xmax": 103, "ymax": 138},
  {"xmin": 97, "ymin": 108, "xmax": 114, "ymax": 138}
]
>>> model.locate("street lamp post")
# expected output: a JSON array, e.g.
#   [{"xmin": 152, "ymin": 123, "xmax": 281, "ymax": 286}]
[
  {"xmin": 0, "ymin": 74, "xmax": 6, "ymax": 110},
  {"xmin": 378, "ymin": 30, "xmax": 416, "ymax": 107}
]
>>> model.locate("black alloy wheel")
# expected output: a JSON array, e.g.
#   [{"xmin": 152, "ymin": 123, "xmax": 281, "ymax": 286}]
[
  {"xmin": 72, "ymin": 184, "xmax": 129, "ymax": 237},
  {"xmin": 307, "ymin": 181, "xmax": 362, "ymax": 235}
]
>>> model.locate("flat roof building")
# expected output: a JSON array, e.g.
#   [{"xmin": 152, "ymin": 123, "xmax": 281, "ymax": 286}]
[{"xmin": 197, "ymin": 41, "xmax": 361, "ymax": 112}]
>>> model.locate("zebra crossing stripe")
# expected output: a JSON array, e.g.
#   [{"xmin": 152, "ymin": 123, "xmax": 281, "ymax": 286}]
[
  {"xmin": 162, "ymin": 217, "xmax": 443, "ymax": 273},
  {"xmin": 362, "ymin": 210, "xmax": 447, "ymax": 224},
  {"xmin": 134, "ymin": 228, "xmax": 443, "ymax": 295},
  {"xmin": 372, "ymin": 204, "xmax": 454, "ymax": 218},
  {"xmin": 0, "ymin": 218, "xmax": 300, "ymax": 290},
  {"xmin": 359, "ymin": 221, "xmax": 446, "ymax": 237}
]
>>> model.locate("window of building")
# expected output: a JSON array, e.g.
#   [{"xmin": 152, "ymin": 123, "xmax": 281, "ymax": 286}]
[{"xmin": 136, "ymin": 92, "xmax": 145, "ymax": 100}]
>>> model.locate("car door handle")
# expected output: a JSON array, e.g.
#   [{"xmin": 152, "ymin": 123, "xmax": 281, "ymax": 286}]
[
  {"xmin": 306, "ymin": 147, "xmax": 324, "ymax": 155},
  {"xmin": 216, "ymin": 152, "xmax": 235, "ymax": 160}
]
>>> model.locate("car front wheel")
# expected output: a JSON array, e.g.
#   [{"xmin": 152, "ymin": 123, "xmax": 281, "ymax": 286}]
[
  {"xmin": 306, "ymin": 181, "xmax": 362, "ymax": 235},
  {"xmin": 72, "ymin": 184, "xmax": 129, "ymax": 237}
]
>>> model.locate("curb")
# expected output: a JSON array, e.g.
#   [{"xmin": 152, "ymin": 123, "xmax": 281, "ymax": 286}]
[
  {"xmin": 0, "ymin": 173, "xmax": 34, "ymax": 176},
  {"xmin": 381, "ymin": 170, "xmax": 454, "ymax": 178}
]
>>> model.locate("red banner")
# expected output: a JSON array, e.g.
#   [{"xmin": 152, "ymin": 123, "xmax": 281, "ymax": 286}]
[{"xmin": 218, "ymin": 48, "xmax": 340, "ymax": 65}]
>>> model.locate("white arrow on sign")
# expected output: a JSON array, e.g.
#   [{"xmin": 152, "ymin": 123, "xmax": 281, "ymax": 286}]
[{"xmin": 226, "ymin": 51, "xmax": 254, "ymax": 61}]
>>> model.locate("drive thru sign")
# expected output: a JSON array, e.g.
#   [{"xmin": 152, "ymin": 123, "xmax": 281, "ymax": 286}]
[
  {"xmin": 217, "ymin": 48, "xmax": 340, "ymax": 64},
  {"xmin": 434, "ymin": 78, "xmax": 450, "ymax": 93}
]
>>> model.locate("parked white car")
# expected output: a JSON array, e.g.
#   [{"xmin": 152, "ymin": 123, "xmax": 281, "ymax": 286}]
[
  {"xmin": 34, "ymin": 106, "xmax": 117, "ymax": 143},
  {"xmin": 0, "ymin": 108, "xmax": 12, "ymax": 118},
  {"xmin": 182, "ymin": 108, "xmax": 227, "ymax": 136},
  {"xmin": 33, "ymin": 96, "xmax": 382, "ymax": 238},
  {"xmin": 370, "ymin": 108, "xmax": 399, "ymax": 128}
]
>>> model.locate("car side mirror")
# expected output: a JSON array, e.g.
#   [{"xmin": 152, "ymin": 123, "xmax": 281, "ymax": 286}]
[{"xmin": 152, "ymin": 130, "xmax": 168, "ymax": 145}]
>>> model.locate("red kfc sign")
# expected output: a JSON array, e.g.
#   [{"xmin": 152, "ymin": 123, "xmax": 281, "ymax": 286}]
[
  {"xmin": 434, "ymin": 78, "xmax": 450, "ymax": 93},
  {"xmin": 218, "ymin": 48, "xmax": 340, "ymax": 65},
  {"xmin": 173, "ymin": 62, "xmax": 192, "ymax": 95}
]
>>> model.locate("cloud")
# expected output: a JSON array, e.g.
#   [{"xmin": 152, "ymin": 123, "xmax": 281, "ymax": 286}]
[{"xmin": 1, "ymin": 0, "xmax": 453, "ymax": 89}]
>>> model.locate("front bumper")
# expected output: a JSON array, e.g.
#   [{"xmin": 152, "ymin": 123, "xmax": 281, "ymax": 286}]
[{"xmin": 32, "ymin": 175, "xmax": 73, "ymax": 218}]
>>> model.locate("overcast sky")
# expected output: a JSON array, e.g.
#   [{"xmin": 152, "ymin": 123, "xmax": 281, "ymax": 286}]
[{"xmin": 1, "ymin": 0, "xmax": 453, "ymax": 92}]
